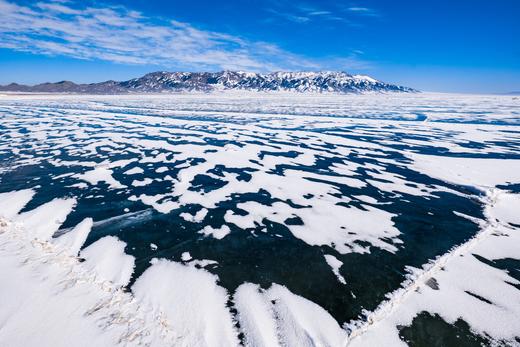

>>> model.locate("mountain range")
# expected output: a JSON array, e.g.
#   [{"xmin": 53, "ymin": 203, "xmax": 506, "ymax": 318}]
[{"xmin": 0, "ymin": 71, "xmax": 417, "ymax": 94}]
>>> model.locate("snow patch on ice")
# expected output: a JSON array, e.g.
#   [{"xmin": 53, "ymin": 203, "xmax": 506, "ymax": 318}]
[
  {"xmin": 409, "ymin": 154, "xmax": 520, "ymax": 189},
  {"xmin": 132, "ymin": 259, "xmax": 239, "ymax": 346},
  {"xmin": 180, "ymin": 208, "xmax": 208, "ymax": 223},
  {"xmin": 234, "ymin": 282, "xmax": 348, "ymax": 347},
  {"xmin": 76, "ymin": 166, "xmax": 126, "ymax": 189},
  {"xmin": 131, "ymin": 178, "xmax": 153, "ymax": 187},
  {"xmin": 15, "ymin": 197, "xmax": 76, "ymax": 240},
  {"xmin": 124, "ymin": 167, "xmax": 144, "ymax": 175},
  {"xmin": 199, "ymin": 225, "xmax": 231, "ymax": 240},
  {"xmin": 324, "ymin": 254, "xmax": 346, "ymax": 284},
  {"xmin": 81, "ymin": 236, "xmax": 135, "ymax": 287}
]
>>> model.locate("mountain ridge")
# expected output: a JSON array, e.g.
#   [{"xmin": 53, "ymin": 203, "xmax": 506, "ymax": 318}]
[{"xmin": 0, "ymin": 71, "xmax": 418, "ymax": 94}]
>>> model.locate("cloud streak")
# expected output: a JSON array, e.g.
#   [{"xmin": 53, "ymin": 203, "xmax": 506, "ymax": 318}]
[
  {"xmin": 0, "ymin": 0, "xmax": 368, "ymax": 71},
  {"xmin": 346, "ymin": 7, "xmax": 380, "ymax": 17},
  {"xmin": 267, "ymin": 4, "xmax": 351, "ymax": 24}
]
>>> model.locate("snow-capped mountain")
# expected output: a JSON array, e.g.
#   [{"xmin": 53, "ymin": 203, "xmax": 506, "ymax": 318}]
[{"xmin": 0, "ymin": 71, "xmax": 417, "ymax": 94}]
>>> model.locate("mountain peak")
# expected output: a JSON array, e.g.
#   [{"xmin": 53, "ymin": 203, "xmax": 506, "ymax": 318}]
[{"xmin": 0, "ymin": 71, "xmax": 417, "ymax": 94}]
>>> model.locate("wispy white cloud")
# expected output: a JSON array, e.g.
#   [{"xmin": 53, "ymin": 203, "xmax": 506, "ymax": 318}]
[
  {"xmin": 265, "ymin": 8, "xmax": 311, "ymax": 23},
  {"xmin": 0, "ymin": 0, "xmax": 292, "ymax": 71},
  {"xmin": 346, "ymin": 7, "xmax": 380, "ymax": 17},
  {"xmin": 264, "ymin": 2, "xmax": 379, "ymax": 26},
  {"xmin": 0, "ymin": 0, "xmax": 371, "ymax": 72},
  {"xmin": 266, "ymin": 3, "xmax": 334, "ymax": 23},
  {"xmin": 307, "ymin": 11, "xmax": 331, "ymax": 16}
]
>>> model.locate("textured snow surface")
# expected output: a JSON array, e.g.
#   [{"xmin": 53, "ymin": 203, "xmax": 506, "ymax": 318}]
[
  {"xmin": 0, "ymin": 195, "xmax": 177, "ymax": 347},
  {"xmin": 0, "ymin": 93, "xmax": 519, "ymax": 346}
]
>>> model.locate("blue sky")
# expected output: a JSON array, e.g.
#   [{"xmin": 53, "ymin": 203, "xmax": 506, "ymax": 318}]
[{"xmin": 0, "ymin": 0, "xmax": 519, "ymax": 93}]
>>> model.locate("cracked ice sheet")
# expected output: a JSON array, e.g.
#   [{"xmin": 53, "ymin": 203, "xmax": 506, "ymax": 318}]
[
  {"xmin": 1, "ymin": 94, "xmax": 520, "ymax": 346},
  {"xmin": 345, "ymin": 156, "xmax": 520, "ymax": 346},
  {"xmin": 347, "ymin": 191, "xmax": 520, "ymax": 347},
  {"xmin": 0, "ymin": 95, "xmax": 518, "ymax": 258}
]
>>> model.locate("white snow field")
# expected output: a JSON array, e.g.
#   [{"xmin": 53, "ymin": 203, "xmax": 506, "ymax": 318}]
[{"xmin": 0, "ymin": 92, "xmax": 519, "ymax": 346}]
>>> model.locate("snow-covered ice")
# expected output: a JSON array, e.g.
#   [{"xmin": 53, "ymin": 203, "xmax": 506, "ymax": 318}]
[{"xmin": 0, "ymin": 92, "xmax": 519, "ymax": 346}]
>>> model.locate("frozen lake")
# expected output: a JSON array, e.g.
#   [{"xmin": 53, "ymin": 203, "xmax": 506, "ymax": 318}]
[{"xmin": 0, "ymin": 92, "xmax": 519, "ymax": 346}]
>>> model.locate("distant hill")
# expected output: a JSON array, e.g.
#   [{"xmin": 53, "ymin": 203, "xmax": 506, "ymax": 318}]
[{"xmin": 0, "ymin": 71, "xmax": 417, "ymax": 94}]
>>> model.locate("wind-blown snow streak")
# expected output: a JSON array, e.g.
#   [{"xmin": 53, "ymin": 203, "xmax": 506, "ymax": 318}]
[
  {"xmin": 234, "ymin": 282, "xmax": 348, "ymax": 347},
  {"xmin": 81, "ymin": 236, "xmax": 136, "ymax": 287},
  {"xmin": 0, "ymin": 188, "xmax": 35, "ymax": 219},
  {"xmin": 132, "ymin": 259, "xmax": 239, "ymax": 346},
  {"xmin": 53, "ymin": 217, "xmax": 93, "ymax": 256},
  {"xmin": 15, "ymin": 197, "xmax": 76, "ymax": 240}
]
